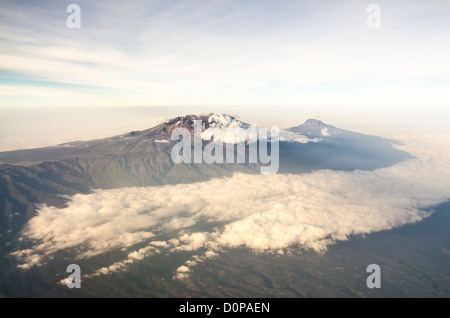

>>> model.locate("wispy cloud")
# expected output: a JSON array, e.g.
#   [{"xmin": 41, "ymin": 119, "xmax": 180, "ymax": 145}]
[
  {"xmin": 1, "ymin": 0, "xmax": 449, "ymax": 107},
  {"xmin": 12, "ymin": 133, "xmax": 450, "ymax": 280}
]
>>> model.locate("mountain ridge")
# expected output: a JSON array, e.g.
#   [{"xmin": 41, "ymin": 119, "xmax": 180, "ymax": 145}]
[{"xmin": 0, "ymin": 113, "xmax": 412, "ymax": 240}]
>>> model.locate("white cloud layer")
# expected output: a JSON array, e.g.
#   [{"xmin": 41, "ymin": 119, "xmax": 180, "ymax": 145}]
[{"xmin": 12, "ymin": 134, "xmax": 450, "ymax": 279}]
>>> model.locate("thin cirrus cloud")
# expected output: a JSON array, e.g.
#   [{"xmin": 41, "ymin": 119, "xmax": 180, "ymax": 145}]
[
  {"xmin": 13, "ymin": 133, "xmax": 450, "ymax": 280},
  {"xmin": 1, "ymin": 0, "xmax": 450, "ymax": 107}
]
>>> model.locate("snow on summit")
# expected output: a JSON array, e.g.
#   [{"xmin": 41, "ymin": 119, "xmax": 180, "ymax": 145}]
[
  {"xmin": 111, "ymin": 113, "xmax": 320, "ymax": 145},
  {"xmin": 207, "ymin": 113, "xmax": 250, "ymax": 130},
  {"xmin": 201, "ymin": 113, "xmax": 318, "ymax": 144}
]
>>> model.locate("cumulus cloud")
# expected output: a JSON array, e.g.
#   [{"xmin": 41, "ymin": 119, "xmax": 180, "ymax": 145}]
[
  {"xmin": 173, "ymin": 265, "xmax": 191, "ymax": 280},
  {"xmin": 11, "ymin": 134, "xmax": 450, "ymax": 280}
]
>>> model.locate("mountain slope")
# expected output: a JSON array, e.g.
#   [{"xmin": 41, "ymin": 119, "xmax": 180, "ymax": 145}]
[{"xmin": 0, "ymin": 114, "xmax": 412, "ymax": 240}]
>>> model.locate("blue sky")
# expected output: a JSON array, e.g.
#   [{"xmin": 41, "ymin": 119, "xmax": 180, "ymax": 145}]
[{"xmin": 0, "ymin": 0, "xmax": 449, "ymax": 110}]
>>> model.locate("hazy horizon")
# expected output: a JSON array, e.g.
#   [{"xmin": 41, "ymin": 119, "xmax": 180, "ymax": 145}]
[{"xmin": 1, "ymin": 104, "xmax": 450, "ymax": 152}]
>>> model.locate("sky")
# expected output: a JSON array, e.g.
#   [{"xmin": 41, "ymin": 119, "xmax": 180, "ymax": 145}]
[
  {"xmin": 0, "ymin": 0, "xmax": 449, "ymax": 110},
  {"xmin": 0, "ymin": 0, "xmax": 450, "ymax": 151}
]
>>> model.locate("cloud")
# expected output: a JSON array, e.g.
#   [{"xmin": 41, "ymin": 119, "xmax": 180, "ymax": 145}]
[
  {"xmin": 83, "ymin": 245, "xmax": 160, "ymax": 279},
  {"xmin": 173, "ymin": 265, "xmax": 191, "ymax": 280},
  {"xmin": 11, "ymin": 133, "xmax": 450, "ymax": 280},
  {"xmin": 1, "ymin": 1, "xmax": 450, "ymax": 107}
]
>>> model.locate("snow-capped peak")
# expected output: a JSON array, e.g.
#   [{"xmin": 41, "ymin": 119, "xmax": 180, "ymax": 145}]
[
  {"xmin": 202, "ymin": 113, "xmax": 319, "ymax": 144},
  {"xmin": 202, "ymin": 113, "xmax": 254, "ymax": 143},
  {"xmin": 288, "ymin": 118, "xmax": 341, "ymax": 138},
  {"xmin": 145, "ymin": 113, "xmax": 320, "ymax": 145},
  {"xmin": 207, "ymin": 113, "xmax": 251, "ymax": 130}
]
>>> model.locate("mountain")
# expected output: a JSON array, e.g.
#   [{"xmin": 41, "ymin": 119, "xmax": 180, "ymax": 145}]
[
  {"xmin": 0, "ymin": 113, "xmax": 411, "ymax": 241},
  {"xmin": 289, "ymin": 119, "xmax": 342, "ymax": 138}
]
